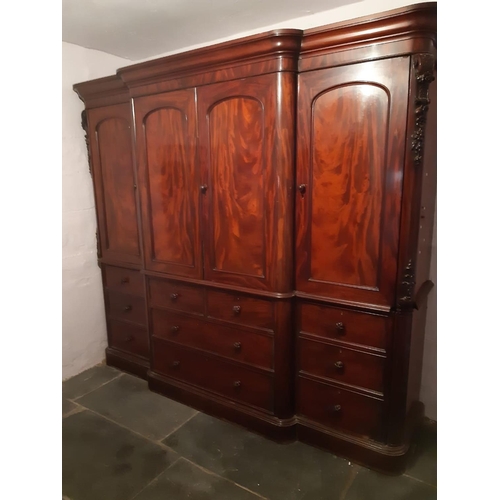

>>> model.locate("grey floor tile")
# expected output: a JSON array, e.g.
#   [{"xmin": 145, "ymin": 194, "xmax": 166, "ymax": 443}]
[
  {"xmin": 134, "ymin": 457, "xmax": 262, "ymax": 500},
  {"xmin": 345, "ymin": 468, "xmax": 437, "ymax": 500},
  {"xmin": 63, "ymin": 399, "xmax": 78, "ymax": 417},
  {"xmin": 406, "ymin": 423, "xmax": 437, "ymax": 486},
  {"xmin": 62, "ymin": 364, "xmax": 121, "ymax": 400},
  {"xmin": 163, "ymin": 413, "xmax": 355, "ymax": 500},
  {"xmin": 76, "ymin": 374, "xmax": 197, "ymax": 440},
  {"xmin": 63, "ymin": 410, "xmax": 177, "ymax": 500}
]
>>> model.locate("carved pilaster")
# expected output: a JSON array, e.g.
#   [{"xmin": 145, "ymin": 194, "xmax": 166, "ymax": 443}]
[
  {"xmin": 95, "ymin": 230, "xmax": 101, "ymax": 259},
  {"xmin": 411, "ymin": 54, "xmax": 436, "ymax": 169},
  {"xmin": 398, "ymin": 259, "xmax": 416, "ymax": 308},
  {"xmin": 80, "ymin": 109, "xmax": 92, "ymax": 176}
]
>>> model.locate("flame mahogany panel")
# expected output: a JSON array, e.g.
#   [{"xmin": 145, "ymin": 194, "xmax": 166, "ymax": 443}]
[
  {"xmin": 134, "ymin": 88, "xmax": 202, "ymax": 278},
  {"xmin": 295, "ymin": 57, "xmax": 410, "ymax": 307},
  {"xmin": 87, "ymin": 104, "xmax": 141, "ymax": 265}
]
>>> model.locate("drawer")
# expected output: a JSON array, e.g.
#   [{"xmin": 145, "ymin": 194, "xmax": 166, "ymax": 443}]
[
  {"xmin": 106, "ymin": 291, "xmax": 147, "ymax": 326},
  {"xmin": 300, "ymin": 303, "xmax": 388, "ymax": 350},
  {"xmin": 297, "ymin": 377, "xmax": 383, "ymax": 439},
  {"xmin": 152, "ymin": 340, "xmax": 273, "ymax": 412},
  {"xmin": 108, "ymin": 320, "xmax": 149, "ymax": 359},
  {"xmin": 103, "ymin": 265, "xmax": 144, "ymax": 296},
  {"xmin": 298, "ymin": 337, "xmax": 385, "ymax": 393},
  {"xmin": 149, "ymin": 278, "xmax": 204, "ymax": 315},
  {"xmin": 151, "ymin": 309, "xmax": 273, "ymax": 370},
  {"xmin": 207, "ymin": 290, "xmax": 274, "ymax": 330}
]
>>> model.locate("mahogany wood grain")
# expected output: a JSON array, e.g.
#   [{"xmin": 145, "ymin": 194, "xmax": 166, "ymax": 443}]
[
  {"xmin": 103, "ymin": 265, "xmax": 144, "ymax": 296},
  {"xmin": 297, "ymin": 377, "xmax": 384, "ymax": 440},
  {"xmin": 105, "ymin": 291, "xmax": 147, "ymax": 327},
  {"xmin": 108, "ymin": 320, "xmax": 149, "ymax": 359},
  {"xmin": 152, "ymin": 339, "xmax": 274, "ymax": 412},
  {"xmin": 295, "ymin": 57, "xmax": 410, "ymax": 307},
  {"xmin": 86, "ymin": 104, "xmax": 141, "ymax": 265},
  {"xmin": 206, "ymin": 290, "xmax": 274, "ymax": 330},
  {"xmin": 299, "ymin": 302, "xmax": 389, "ymax": 351},
  {"xmin": 298, "ymin": 337, "xmax": 385, "ymax": 393},
  {"xmin": 134, "ymin": 89, "xmax": 202, "ymax": 278},
  {"xmin": 148, "ymin": 277, "xmax": 205, "ymax": 315},
  {"xmin": 151, "ymin": 308, "xmax": 273, "ymax": 370}
]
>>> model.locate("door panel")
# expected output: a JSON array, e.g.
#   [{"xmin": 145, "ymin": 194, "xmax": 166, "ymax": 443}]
[
  {"xmin": 198, "ymin": 74, "xmax": 277, "ymax": 290},
  {"xmin": 134, "ymin": 89, "xmax": 202, "ymax": 277},
  {"xmin": 296, "ymin": 58, "xmax": 410, "ymax": 306},
  {"xmin": 87, "ymin": 104, "xmax": 141, "ymax": 264}
]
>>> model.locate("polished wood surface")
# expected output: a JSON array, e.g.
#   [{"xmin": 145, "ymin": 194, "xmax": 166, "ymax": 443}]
[
  {"xmin": 135, "ymin": 89, "xmax": 202, "ymax": 278},
  {"xmin": 296, "ymin": 57, "xmax": 410, "ymax": 308},
  {"xmin": 74, "ymin": 2, "xmax": 437, "ymax": 475},
  {"xmin": 87, "ymin": 104, "xmax": 141, "ymax": 265},
  {"xmin": 151, "ymin": 308, "xmax": 274, "ymax": 370}
]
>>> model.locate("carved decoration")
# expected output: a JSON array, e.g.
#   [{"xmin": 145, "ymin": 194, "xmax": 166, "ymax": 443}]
[
  {"xmin": 80, "ymin": 109, "xmax": 92, "ymax": 176},
  {"xmin": 95, "ymin": 230, "xmax": 101, "ymax": 259},
  {"xmin": 411, "ymin": 54, "xmax": 435, "ymax": 169},
  {"xmin": 399, "ymin": 259, "xmax": 416, "ymax": 306}
]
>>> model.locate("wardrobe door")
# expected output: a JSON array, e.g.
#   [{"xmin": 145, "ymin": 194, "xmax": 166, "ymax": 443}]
[
  {"xmin": 87, "ymin": 103, "xmax": 141, "ymax": 265},
  {"xmin": 135, "ymin": 89, "xmax": 202, "ymax": 278},
  {"xmin": 197, "ymin": 74, "xmax": 279, "ymax": 291},
  {"xmin": 295, "ymin": 58, "xmax": 410, "ymax": 308}
]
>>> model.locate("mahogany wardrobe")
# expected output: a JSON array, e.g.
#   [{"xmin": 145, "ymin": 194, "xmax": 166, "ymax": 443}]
[{"xmin": 73, "ymin": 2, "xmax": 437, "ymax": 474}]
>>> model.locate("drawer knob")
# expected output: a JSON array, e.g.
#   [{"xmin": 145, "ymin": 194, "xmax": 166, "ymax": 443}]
[
  {"xmin": 200, "ymin": 184, "xmax": 208, "ymax": 194},
  {"xmin": 334, "ymin": 361, "xmax": 344, "ymax": 371},
  {"xmin": 335, "ymin": 322, "xmax": 345, "ymax": 334},
  {"xmin": 233, "ymin": 380, "xmax": 241, "ymax": 389},
  {"xmin": 298, "ymin": 184, "xmax": 307, "ymax": 197},
  {"xmin": 123, "ymin": 305, "xmax": 132, "ymax": 312},
  {"xmin": 332, "ymin": 404, "xmax": 342, "ymax": 413},
  {"xmin": 171, "ymin": 325, "xmax": 180, "ymax": 334},
  {"xmin": 233, "ymin": 341, "xmax": 242, "ymax": 351},
  {"xmin": 120, "ymin": 277, "xmax": 129, "ymax": 284},
  {"xmin": 170, "ymin": 293, "xmax": 179, "ymax": 301},
  {"xmin": 232, "ymin": 305, "xmax": 242, "ymax": 315},
  {"xmin": 172, "ymin": 361, "xmax": 180, "ymax": 369},
  {"xmin": 125, "ymin": 335, "xmax": 133, "ymax": 342}
]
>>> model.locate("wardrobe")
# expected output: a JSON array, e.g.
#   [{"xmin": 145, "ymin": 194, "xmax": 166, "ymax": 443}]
[{"xmin": 74, "ymin": 2, "xmax": 437, "ymax": 474}]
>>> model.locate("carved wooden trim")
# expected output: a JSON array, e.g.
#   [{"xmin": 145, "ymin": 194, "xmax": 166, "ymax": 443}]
[
  {"xmin": 411, "ymin": 53, "xmax": 435, "ymax": 169},
  {"xmin": 398, "ymin": 259, "xmax": 416, "ymax": 306},
  {"xmin": 95, "ymin": 230, "xmax": 101, "ymax": 259},
  {"xmin": 80, "ymin": 109, "xmax": 92, "ymax": 176}
]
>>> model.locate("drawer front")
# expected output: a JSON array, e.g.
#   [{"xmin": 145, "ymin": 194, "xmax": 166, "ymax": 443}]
[
  {"xmin": 148, "ymin": 278, "xmax": 204, "ymax": 315},
  {"xmin": 298, "ymin": 338, "xmax": 385, "ymax": 393},
  {"xmin": 104, "ymin": 265, "xmax": 144, "ymax": 296},
  {"xmin": 297, "ymin": 377, "xmax": 383, "ymax": 439},
  {"xmin": 152, "ymin": 340, "xmax": 273, "ymax": 411},
  {"xmin": 107, "ymin": 291, "xmax": 147, "ymax": 326},
  {"xmin": 151, "ymin": 309, "xmax": 273, "ymax": 369},
  {"xmin": 207, "ymin": 290, "xmax": 274, "ymax": 330},
  {"xmin": 108, "ymin": 320, "xmax": 149, "ymax": 359},
  {"xmin": 300, "ymin": 303, "xmax": 388, "ymax": 350}
]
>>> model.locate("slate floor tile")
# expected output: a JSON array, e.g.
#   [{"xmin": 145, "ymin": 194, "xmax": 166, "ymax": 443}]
[
  {"xmin": 345, "ymin": 468, "xmax": 437, "ymax": 500},
  {"xmin": 134, "ymin": 457, "xmax": 262, "ymax": 500},
  {"xmin": 163, "ymin": 413, "xmax": 354, "ymax": 500},
  {"xmin": 76, "ymin": 374, "xmax": 197, "ymax": 440},
  {"xmin": 406, "ymin": 423, "xmax": 437, "ymax": 486},
  {"xmin": 62, "ymin": 399, "xmax": 78, "ymax": 417},
  {"xmin": 62, "ymin": 365, "xmax": 121, "ymax": 400},
  {"xmin": 62, "ymin": 410, "xmax": 177, "ymax": 500}
]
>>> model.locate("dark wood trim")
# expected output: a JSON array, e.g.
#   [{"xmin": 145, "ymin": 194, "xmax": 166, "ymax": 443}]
[{"xmin": 106, "ymin": 347, "xmax": 149, "ymax": 380}]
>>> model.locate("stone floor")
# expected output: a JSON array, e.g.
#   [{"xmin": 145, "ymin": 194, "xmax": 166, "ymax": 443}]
[{"xmin": 62, "ymin": 364, "xmax": 437, "ymax": 500}]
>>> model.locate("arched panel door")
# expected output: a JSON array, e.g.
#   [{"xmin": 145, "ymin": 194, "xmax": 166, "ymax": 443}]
[
  {"xmin": 197, "ymin": 74, "xmax": 285, "ymax": 291},
  {"xmin": 295, "ymin": 57, "xmax": 411, "ymax": 308},
  {"xmin": 134, "ymin": 89, "xmax": 202, "ymax": 278},
  {"xmin": 87, "ymin": 103, "xmax": 141, "ymax": 265}
]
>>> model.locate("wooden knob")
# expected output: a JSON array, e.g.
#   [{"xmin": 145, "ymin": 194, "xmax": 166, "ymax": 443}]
[
  {"xmin": 298, "ymin": 184, "xmax": 307, "ymax": 196},
  {"xmin": 123, "ymin": 305, "xmax": 132, "ymax": 312},
  {"xmin": 332, "ymin": 404, "xmax": 342, "ymax": 413},
  {"xmin": 125, "ymin": 335, "xmax": 133, "ymax": 342},
  {"xmin": 172, "ymin": 361, "xmax": 180, "ymax": 369},
  {"xmin": 200, "ymin": 184, "xmax": 208, "ymax": 194},
  {"xmin": 233, "ymin": 342, "xmax": 242, "ymax": 351},
  {"xmin": 335, "ymin": 322, "xmax": 345, "ymax": 334},
  {"xmin": 232, "ymin": 305, "xmax": 242, "ymax": 316},
  {"xmin": 233, "ymin": 380, "xmax": 241, "ymax": 388},
  {"xmin": 120, "ymin": 277, "xmax": 129, "ymax": 284},
  {"xmin": 170, "ymin": 293, "xmax": 179, "ymax": 301},
  {"xmin": 171, "ymin": 325, "xmax": 180, "ymax": 334},
  {"xmin": 334, "ymin": 361, "xmax": 344, "ymax": 371}
]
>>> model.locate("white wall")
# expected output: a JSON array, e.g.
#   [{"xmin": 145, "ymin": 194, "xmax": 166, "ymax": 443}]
[{"xmin": 62, "ymin": 42, "xmax": 130, "ymax": 380}]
